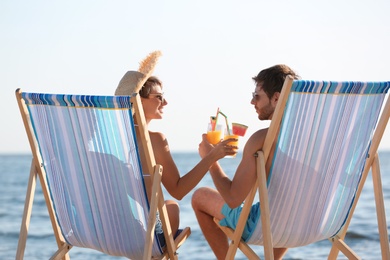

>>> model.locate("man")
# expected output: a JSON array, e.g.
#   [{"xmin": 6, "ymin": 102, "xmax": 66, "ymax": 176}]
[{"xmin": 192, "ymin": 64, "xmax": 300, "ymax": 260}]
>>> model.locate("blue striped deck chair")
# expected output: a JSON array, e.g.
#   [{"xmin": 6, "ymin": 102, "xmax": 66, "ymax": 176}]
[
  {"xmin": 15, "ymin": 89, "xmax": 190, "ymax": 260},
  {"xmin": 215, "ymin": 77, "xmax": 390, "ymax": 260}
]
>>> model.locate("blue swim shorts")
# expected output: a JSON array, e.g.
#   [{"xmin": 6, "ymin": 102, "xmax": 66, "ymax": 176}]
[{"xmin": 219, "ymin": 202, "xmax": 260, "ymax": 242}]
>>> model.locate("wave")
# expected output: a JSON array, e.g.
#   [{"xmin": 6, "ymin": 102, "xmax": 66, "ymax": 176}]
[
  {"xmin": 345, "ymin": 230, "xmax": 377, "ymax": 241},
  {"xmin": 0, "ymin": 231, "xmax": 54, "ymax": 240}
]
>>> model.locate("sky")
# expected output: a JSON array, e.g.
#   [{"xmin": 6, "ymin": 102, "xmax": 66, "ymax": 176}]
[{"xmin": 1, "ymin": 0, "xmax": 389, "ymax": 154}]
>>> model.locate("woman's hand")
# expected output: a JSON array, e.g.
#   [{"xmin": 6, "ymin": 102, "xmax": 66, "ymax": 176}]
[{"xmin": 198, "ymin": 134, "xmax": 237, "ymax": 160}]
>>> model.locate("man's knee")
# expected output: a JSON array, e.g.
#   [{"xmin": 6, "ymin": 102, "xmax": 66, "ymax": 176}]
[
  {"xmin": 192, "ymin": 187, "xmax": 205, "ymax": 209},
  {"xmin": 191, "ymin": 187, "xmax": 212, "ymax": 208},
  {"xmin": 192, "ymin": 187, "xmax": 224, "ymax": 217}
]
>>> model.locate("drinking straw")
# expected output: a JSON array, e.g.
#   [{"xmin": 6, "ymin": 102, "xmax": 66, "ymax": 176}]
[
  {"xmin": 213, "ymin": 107, "xmax": 220, "ymax": 131},
  {"xmin": 218, "ymin": 111, "xmax": 231, "ymax": 135},
  {"xmin": 210, "ymin": 116, "xmax": 216, "ymax": 131}
]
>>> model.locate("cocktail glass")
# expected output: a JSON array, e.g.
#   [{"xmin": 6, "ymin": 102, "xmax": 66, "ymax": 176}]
[
  {"xmin": 224, "ymin": 131, "xmax": 239, "ymax": 158},
  {"xmin": 206, "ymin": 123, "xmax": 223, "ymax": 145}
]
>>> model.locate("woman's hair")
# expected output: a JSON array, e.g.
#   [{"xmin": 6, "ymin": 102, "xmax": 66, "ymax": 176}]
[
  {"xmin": 139, "ymin": 76, "xmax": 163, "ymax": 98},
  {"xmin": 252, "ymin": 64, "xmax": 300, "ymax": 98}
]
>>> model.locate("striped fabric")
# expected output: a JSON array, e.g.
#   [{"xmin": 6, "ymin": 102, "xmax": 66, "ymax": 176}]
[
  {"xmin": 247, "ymin": 81, "xmax": 390, "ymax": 247},
  {"xmin": 22, "ymin": 93, "xmax": 162, "ymax": 259}
]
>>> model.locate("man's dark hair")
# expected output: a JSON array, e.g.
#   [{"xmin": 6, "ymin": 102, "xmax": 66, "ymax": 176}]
[{"xmin": 252, "ymin": 65, "xmax": 300, "ymax": 98}]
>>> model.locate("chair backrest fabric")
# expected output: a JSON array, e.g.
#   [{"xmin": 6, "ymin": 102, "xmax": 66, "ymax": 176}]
[
  {"xmin": 247, "ymin": 81, "xmax": 390, "ymax": 247},
  {"xmin": 21, "ymin": 93, "xmax": 162, "ymax": 259}
]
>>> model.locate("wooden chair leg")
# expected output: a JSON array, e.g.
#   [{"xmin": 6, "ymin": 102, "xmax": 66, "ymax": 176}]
[
  {"xmin": 16, "ymin": 160, "xmax": 37, "ymax": 260},
  {"xmin": 371, "ymin": 154, "xmax": 390, "ymax": 260},
  {"xmin": 50, "ymin": 243, "xmax": 72, "ymax": 260},
  {"xmin": 330, "ymin": 236, "xmax": 360, "ymax": 260}
]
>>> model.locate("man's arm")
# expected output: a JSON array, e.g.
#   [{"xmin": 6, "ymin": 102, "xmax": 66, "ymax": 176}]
[{"xmin": 208, "ymin": 128, "xmax": 268, "ymax": 208}]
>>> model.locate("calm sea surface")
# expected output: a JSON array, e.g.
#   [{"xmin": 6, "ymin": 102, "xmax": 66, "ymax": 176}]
[{"xmin": 1, "ymin": 151, "xmax": 390, "ymax": 259}]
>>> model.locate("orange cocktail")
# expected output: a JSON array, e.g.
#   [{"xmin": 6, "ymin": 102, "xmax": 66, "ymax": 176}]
[
  {"xmin": 206, "ymin": 124, "xmax": 223, "ymax": 145},
  {"xmin": 224, "ymin": 134, "xmax": 239, "ymax": 147},
  {"xmin": 224, "ymin": 134, "xmax": 239, "ymax": 157}
]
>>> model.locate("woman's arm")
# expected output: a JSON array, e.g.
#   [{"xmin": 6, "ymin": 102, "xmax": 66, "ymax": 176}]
[{"xmin": 150, "ymin": 131, "xmax": 234, "ymax": 200}]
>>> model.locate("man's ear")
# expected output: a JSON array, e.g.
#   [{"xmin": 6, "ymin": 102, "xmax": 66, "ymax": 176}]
[{"xmin": 272, "ymin": 92, "xmax": 281, "ymax": 104}]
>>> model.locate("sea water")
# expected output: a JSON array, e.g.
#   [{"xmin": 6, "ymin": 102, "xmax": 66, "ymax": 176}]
[{"xmin": 1, "ymin": 151, "xmax": 390, "ymax": 259}]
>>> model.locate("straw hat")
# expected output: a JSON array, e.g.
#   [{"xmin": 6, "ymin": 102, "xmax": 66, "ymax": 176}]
[{"xmin": 115, "ymin": 50, "xmax": 162, "ymax": 96}]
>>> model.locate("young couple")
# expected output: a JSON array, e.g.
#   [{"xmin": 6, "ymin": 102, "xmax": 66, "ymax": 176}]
[{"xmin": 115, "ymin": 52, "xmax": 299, "ymax": 259}]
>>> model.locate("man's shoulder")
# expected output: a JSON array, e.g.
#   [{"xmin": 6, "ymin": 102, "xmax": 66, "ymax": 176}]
[
  {"xmin": 244, "ymin": 128, "xmax": 269, "ymax": 152},
  {"xmin": 250, "ymin": 128, "xmax": 269, "ymax": 140}
]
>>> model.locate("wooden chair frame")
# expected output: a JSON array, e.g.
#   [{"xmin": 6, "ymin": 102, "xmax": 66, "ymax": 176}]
[{"xmin": 15, "ymin": 89, "xmax": 190, "ymax": 260}]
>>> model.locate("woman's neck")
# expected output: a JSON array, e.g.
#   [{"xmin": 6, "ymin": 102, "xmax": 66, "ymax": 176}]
[{"xmin": 133, "ymin": 117, "xmax": 151, "ymax": 128}]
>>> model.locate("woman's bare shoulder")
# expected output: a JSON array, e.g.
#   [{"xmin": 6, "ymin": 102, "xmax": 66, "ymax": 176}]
[
  {"xmin": 149, "ymin": 131, "xmax": 165, "ymax": 141},
  {"xmin": 149, "ymin": 131, "xmax": 170, "ymax": 152}
]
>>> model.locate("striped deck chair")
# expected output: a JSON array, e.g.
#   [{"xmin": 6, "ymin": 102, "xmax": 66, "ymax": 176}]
[
  {"xmin": 15, "ymin": 89, "xmax": 190, "ymax": 260},
  {"xmin": 216, "ymin": 77, "xmax": 390, "ymax": 260}
]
